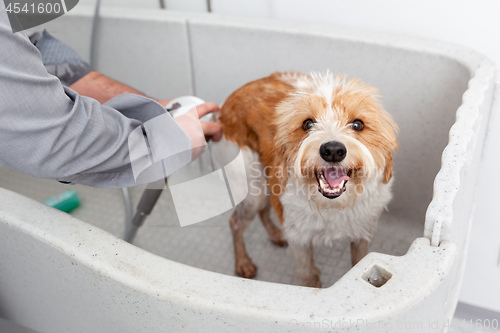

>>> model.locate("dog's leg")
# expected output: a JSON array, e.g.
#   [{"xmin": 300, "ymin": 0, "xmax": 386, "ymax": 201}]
[
  {"xmin": 230, "ymin": 210, "xmax": 258, "ymax": 278},
  {"xmin": 350, "ymin": 239, "xmax": 369, "ymax": 266},
  {"xmin": 258, "ymin": 201, "xmax": 287, "ymax": 247},
  {"xmin": 289, "ymin": 242, "xmax": 321, "ymax": 288}
]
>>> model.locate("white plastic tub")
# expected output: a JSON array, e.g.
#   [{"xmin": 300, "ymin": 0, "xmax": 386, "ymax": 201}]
[{"xmin": 0, "ymin": 6, "xmax": 498, "ymax": 332}]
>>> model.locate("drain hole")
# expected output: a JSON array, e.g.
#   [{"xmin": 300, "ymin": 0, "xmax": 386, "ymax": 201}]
[{"xmin": 363, "ymin": 265, "xmax": 392, "ymax": 288}]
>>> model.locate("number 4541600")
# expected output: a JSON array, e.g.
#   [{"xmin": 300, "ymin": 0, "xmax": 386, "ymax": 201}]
[{"xmin": 6, "ymin": 2, "xmax": 64, "ymax": 14}]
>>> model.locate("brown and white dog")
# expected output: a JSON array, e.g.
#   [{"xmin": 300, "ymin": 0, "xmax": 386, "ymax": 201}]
[{"xmin": 219, "ymin": 72, "xmax": 398, "ymax": 287}]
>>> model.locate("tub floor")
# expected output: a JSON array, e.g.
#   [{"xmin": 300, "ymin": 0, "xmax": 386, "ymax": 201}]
[{"xmin": 0, "ymin": 163, "xmax": 422, "ymax": 287}]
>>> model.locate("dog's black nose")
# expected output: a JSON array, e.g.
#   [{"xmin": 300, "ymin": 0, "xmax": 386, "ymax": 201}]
[{"xmin": 320, "ymin": 141, "xmax": 347, "ymax": 163}]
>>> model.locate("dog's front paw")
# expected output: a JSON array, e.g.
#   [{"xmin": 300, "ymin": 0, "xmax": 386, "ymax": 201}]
[{"xmin": 235, "ymin": 258, "xmax": 258, "ymax": 278}]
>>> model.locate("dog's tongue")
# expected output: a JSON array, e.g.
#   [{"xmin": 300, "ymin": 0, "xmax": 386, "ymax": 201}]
[{"xmin": 325, "ymin": 168, "xmax": 350, "ymax": 188}]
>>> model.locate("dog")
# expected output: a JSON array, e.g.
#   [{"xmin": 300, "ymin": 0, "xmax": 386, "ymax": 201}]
[{"xmin": 219, "ymin": 72, "xmax": 398, "ymax": 287}]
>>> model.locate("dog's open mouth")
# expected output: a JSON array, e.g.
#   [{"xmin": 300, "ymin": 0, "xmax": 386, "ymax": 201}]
[{"xmin": 316, "ymin": 168, "xmax": 351, "ymax": 199}]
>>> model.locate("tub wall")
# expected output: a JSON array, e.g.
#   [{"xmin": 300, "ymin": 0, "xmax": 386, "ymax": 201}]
[{"xmin": 186, "ymin": 15, "xmax": 471, "ymax": 225}]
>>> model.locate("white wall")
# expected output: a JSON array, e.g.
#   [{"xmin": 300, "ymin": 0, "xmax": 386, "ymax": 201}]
[
  {"xmin": 77, "ymin": 0, "xmax": 500, "ymax": 65},
  {"xmin": 73, "ymin": 0, "xmax": 500, "ymax": 312},
  {"xmin": 77, "ymin": 0, "xmax": 208, "ymax": 11}
]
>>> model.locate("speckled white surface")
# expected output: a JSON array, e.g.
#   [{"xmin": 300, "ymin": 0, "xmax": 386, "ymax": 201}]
[
  {"xmin": 1, "ymin": 7, "xmax": 497, "ymax": 333},
  {"xmin": 0, "ymin": 186, "xmax": 458, "ymax": 332},
  {"xmin": 0, "ymin": 164, "xmax": 420, "ymax": 288}
]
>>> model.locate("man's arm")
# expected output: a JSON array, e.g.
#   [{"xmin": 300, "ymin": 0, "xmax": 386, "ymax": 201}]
[
  {"xmin": 69, "ymin": 71, "xmax": 222, "ymax": 145},
  {"xmin": 33, "ymin": 29, "xmax": 221, "ymax": 146},
  {"xmin": 69, "ymin": 71, "xmax": 149, "ymax": 104},
  {"xmin": 69, "ymin": 71, "xmax": 173, "ymax": 107},
  {"xmin": 0, "ymin": 4, "xmax": 196, "ymax": 188}
]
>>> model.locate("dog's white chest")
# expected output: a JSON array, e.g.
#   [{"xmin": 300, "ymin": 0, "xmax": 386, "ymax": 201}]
[{"xmin": 281, "ymin": 178, "xmax": 392, "ymax": 247}]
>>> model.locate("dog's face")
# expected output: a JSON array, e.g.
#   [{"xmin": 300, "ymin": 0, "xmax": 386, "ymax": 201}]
[{"xmin": 274, "ymin": 73, "xmax": 398, "ymax": 208}]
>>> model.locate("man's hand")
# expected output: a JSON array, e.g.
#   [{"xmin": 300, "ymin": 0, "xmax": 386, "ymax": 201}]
[
  {"xmin": 197, "ymin": 102, "xmax": 223, "ymax": 142},
  {"xmin": 173, "ymin": 102, "xmax": 222, "ymax": 160},
  {"xmin": 69, "ymin": 72, "xmax": 222, "ymax": 159}
]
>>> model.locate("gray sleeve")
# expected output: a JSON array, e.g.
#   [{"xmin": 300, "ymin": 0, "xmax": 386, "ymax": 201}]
[
  {"xmin": 29, "ymin": 29, "xmax": 92, "ymax": 86},
  {"xmin": 0, "ymin": 7, "xmax": 192, "ymax": 188}
]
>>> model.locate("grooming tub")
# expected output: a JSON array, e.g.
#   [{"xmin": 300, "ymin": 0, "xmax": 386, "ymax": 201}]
[{"xmin": 0, "ymin": 6, "xmax": 498, "ymax": 332}]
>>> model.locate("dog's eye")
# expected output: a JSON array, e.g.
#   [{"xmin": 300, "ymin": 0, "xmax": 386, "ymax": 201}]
[
  {"xmin": 302, "ymin": 119, "xmax": 315, "ymax": 131},
  {"xmin": 351, "ymin": 119, "xmax": 364, "ymax": 131}
]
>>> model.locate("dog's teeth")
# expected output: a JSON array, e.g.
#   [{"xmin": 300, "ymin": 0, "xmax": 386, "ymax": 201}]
[{"xmin": 317, "ymin": 171, "xmax": 348, "ymax": 198}]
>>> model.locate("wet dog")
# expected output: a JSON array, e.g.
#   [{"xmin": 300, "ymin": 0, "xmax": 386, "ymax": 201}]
[{"xmin": 219, "ymin": 72, "xmax": 398, "ymax": 287}]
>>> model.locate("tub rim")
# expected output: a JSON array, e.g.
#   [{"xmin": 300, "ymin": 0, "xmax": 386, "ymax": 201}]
[{"xmin": 0, "ymin": 186, "xmax": 457, "ymax": 328}]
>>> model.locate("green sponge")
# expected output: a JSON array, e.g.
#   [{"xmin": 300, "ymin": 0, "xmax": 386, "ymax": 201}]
[{"xmin": 44, "ymin": 190, "xmax": 80, "ymax": 213}]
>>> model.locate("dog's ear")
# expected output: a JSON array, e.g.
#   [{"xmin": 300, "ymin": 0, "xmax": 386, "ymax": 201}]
[{"xmin": 383, "ymin": 153, "xmax": 394, "ymax": 184}]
